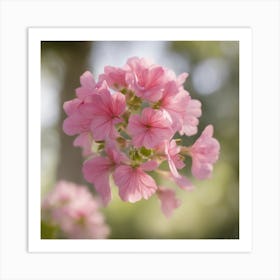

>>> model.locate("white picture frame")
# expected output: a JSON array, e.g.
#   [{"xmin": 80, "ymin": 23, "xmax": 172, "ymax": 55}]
[
  {"xmin": 29, "ymin": 27, "xmax": 252, "ymax": 253},
  {"xmin": 1, "ymin": 1, "xmax": 279, "ymax": 279}
]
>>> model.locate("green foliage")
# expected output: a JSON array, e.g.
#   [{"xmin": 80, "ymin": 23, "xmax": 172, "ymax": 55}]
[{"xmin": 41, "ymin": 221, "xmax": 59, "ymax": 239}]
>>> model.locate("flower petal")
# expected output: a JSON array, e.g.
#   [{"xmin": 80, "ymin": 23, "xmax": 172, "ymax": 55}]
[
  {"xmin": 113, "ymin": 165, "xmax": 157, "ymax": 203},
  {"xmin": 141, "ymin": 160, "xmax": 159, "ymax": 171},
  {"xmin": 189, "ymin": 125, "xmax": 220, "ymax": 179},
  {"xmin": 157, "ymin": 187, "xmax": 181, "ymax": 218},
  {"xmin": 83, "ymin": 157, "xmax": 112, "ymax": 205}
]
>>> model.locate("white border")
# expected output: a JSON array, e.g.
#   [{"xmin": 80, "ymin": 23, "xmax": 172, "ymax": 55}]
[
  {"xmin": 28, "ymin": 27, "xmax": 252, "ymax": 253},
  {"xmin": 1, "ymin": 1, "xmax": 279, "ymax": 279}
]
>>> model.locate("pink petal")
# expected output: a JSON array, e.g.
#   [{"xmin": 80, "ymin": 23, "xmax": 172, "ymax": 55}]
[
  {"xmin": 164, "ymin": 140, "xmax": 185, "ymax": 178},
  {"xmin": 113, "ymin": 165, "xmax": 157, "ymax": 203},
  {"xmin": 126, "ymin": 57, "xmax": 166, "ymax": 102},
  {"xmin": 91, "ymin": 119, "xmax": 119, "ymax": 141},
  {"xmin": 105, "ymin": 142, "xmax": 129, "ymax": 165},
  {"xmin": 172, "ymin": 174, "xmax": 194, "ymax": 191},
  {"xmin": 202, "ymin": 124, "xmax": 214, "ymax": 137},
  {"xmin": 141, "ymin": 160, "xmax": 159, "ymax": 171},
  {"xmin": 80, "ymin": 71, "xmax": 96, "ymax": 88},
  {"xmin": 127, "ymin": 115, "xmax": 146, "ymax": 135},
  {"xmin": 76, "ymin": 71, "xmax": 97, "ymax": 99},
  {"xmin": 191, "ymin": 160, "xmax": 213, "ymax": 180},
  {"xmin": 100, "ymin": 66, "xmax": 127, "ymax": 89},
  {"xmin": 181, "ymin": 99, "xmax": 202, "ymax": 136},
  {"xmin": 82, "ymin": 157, "xmax": 112, "ymax": 205},
  {"xmin": 63, "ymin": 113, "xmax": 91, "ymax": 135},
  {"xmin": 157, "ymin": 187, "xmax": 181, "ymax": 218},
  {"xmin": 160, "ymin": 85, "xmax": 189, "ymax": 133},
  {"xmin": 63, "ymin": 99, "xmax": 81, "ymax": 116},
  {"xmin": 189, "ymin": 125, "xmax": 220, "ymax": 179},
  {"xmin": 177, "ymin": 72, "xmax": 189, "ymax": 86},
  {"xmin": 111, "ymin": 92, "xmax": 126, "ymax": 116},
  {"xmin": 73, "ymin": 132, "xmax": 93, "ymax": 157},
  {"xmin": 88, "ymin": 91, "xmax": 125, "ymax": 141},
  {"xmin": 128, "ymin": 108, "xmax": 173, "ymax": 149}
]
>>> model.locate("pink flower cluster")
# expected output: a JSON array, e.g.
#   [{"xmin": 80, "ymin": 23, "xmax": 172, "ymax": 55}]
[
  {"xmin": 63, "ymin": 57, "xmax": 220, "ymax": 217},
  {"xmin": 42, "ymin": 181, "xmax": 110, "ymax": 239}
]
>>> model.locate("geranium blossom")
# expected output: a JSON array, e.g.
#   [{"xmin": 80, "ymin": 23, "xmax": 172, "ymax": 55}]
[
  {"xmin": 164, "ymin": 139, "xmax": 185, "ymax": 178},
  {"xmin": 128, "ymin": 107, "xmax": 173, "ymax": 148},
  {"xmin": 83, "ymin": 144, "xmax": 127, "ymax": 205},
  {"xmin": 75, "ymin": 70, "xmax": 97, "ymax": 99},
  {"xmin": 158, "ymin": 81, "xmax": 189, "ymax": 131},
  {"xmin": 125, "ymin": 57, "xmax": 167, "ymax": 102},
  {"xmin": 62, "ymin": 57, "xmax": 220, "ymax": 218},
  {"xmin": 99, "ymin": 66, "xmax": 128, "ymax": 90},
  {"xmin": 42, "ymin": 181, "xmax": 110, "ymax": 239},
  {"xmin": 113, "ymin": 163, "xmax": 158, "ymax": 203},
  {"xmin": 180, "ymin": 97, "xmax": 202, "ymax": 136},
  {"xmin": 63, "ymin": 102, "xmax": 93, "ymax": 136},
  {"xmin": 85, "ymin": 89, "xmax": 126, "ymax": 141},
  {"xmin": 73, "ymin": 132, "xmax": 92, "ymax": 156},
  {"xmin": 189, "ymin": 125, "xmax": 220, "ymax": 179}
]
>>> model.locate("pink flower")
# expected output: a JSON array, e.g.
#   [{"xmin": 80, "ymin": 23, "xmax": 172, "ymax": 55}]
[
  {"xmin": 164, "ymin": 140, "xmax": 185, "ymax": 178},
  {"xmin": 155, "ymin": 139, "xmax": 185, "ymax": 178},
  {"xmin": 62, "ymin": 58, "xmax": 221, "ymax": 217},
  {"xmin": 158, "ymin": 81, "xmax": 188, "ymax": 132},
  {"xmin": 157, "ymin": 187, "xmax": 181, "ymax": 218},
  {"xmin": 180, "ymin": 97, "xmax": 202, "ymax": 136},
  {"xmin": 176, "ymin": 72, "xmax": 189, "ymax": 87},
  {"xmin": 63, "ymin": 98, "xmax": 83, "ymax": 116},
  {"xmin": 158, "ymin": 81, "xmax": 201, "ymax": 136},
  {"xmin": 164, "ymin": 68, "xmax": 189, "ymax": 88},
  {"xmin": 73, "ymin": 132, "xmax": 93, "ymax": 156},
  {"xmin": 125, "ymin": 57, "xmax": 167, "ymax": 102},
  {"xmin": 84, "ymin": 90, "xmax": 126, "ymax": 141},
  {"xmin": 63, "ymin": 100, "xmax": 93, "ymax": 136},
  {"xmin": 42, "ymin": 181, "xmax": 110, "ymax": 239},
  {"xmin": 189, "ymin": 125, "xmax": 220, "ymax": 179},
  {"xmin": 113, "ymin": 163, "xmax": 158, "ymax": 203},
  {"xmin": 141, "ymin": 160, "xmax": 159, "ymax": 171},
  {"xmin": 83, "ymin": 144, "xmax": 127, "ymax": 205},
  {"xmin": 62, "ymin": 72, "xmax": 98, "ymax": 139},
  {"xmin": 99, "ymin": 66, "xmax": 128, "ymax": 90},
  {"xmin": 128, "ymin": 108, "xmax": 173, "ymax": 148},
  {"xmin": 75, "ymin": 71, "xmax": 97, "ymax": 99}
]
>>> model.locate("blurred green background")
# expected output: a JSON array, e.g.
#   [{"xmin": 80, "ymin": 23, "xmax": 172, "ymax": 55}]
[{"xmin": 41, "ymin": 41, "xmax": 239, "ymax": 239}]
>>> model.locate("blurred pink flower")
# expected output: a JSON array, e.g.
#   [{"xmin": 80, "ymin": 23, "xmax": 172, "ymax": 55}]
[
  {"xmin": 113, "ymin": 163, "xmax": 158, "ymax": 203},
  {"xmin": 189, "ymin": 125, "xmax": 220, "ymax": 179},
  {"xmin": 42, "ymin": 181, "xmax": 110, "ymax": 239},
  {"xmin": 157, "ymin": 187, "xmax": 181, "ymax": 218},
  {"xmin": 128, "ymin": 107, "xmax": 173, "ymax": 148}
]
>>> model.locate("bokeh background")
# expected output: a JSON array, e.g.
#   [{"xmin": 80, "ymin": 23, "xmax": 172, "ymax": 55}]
[{"xmin": 41, "ymin": 41, "xmax": 239, "ymax": 239}]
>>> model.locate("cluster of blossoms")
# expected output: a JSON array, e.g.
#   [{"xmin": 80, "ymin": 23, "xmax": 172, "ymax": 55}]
[
  {"xmin": 63, "ymin": 57, "xmax": 220, "ymax": 217},
  {"xmin": 42, "ymin": 181, "xmax": 110, "ymax": 239}
]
